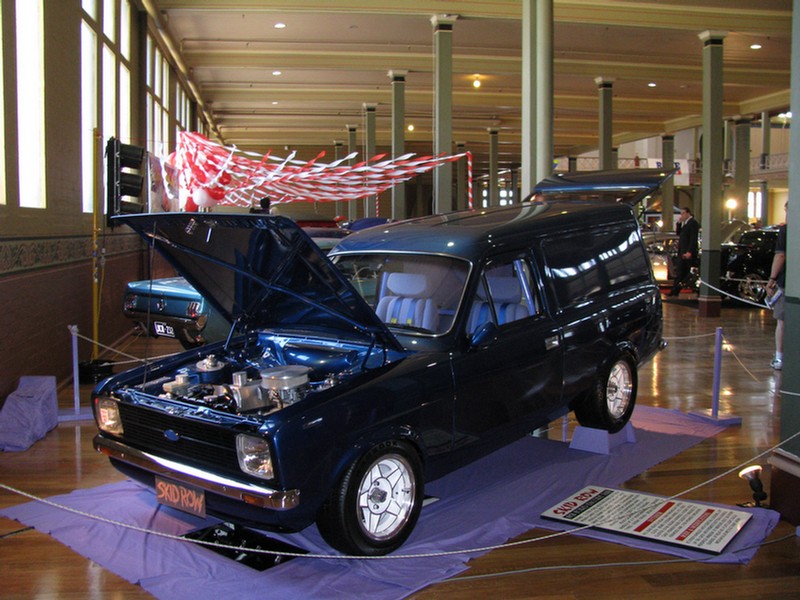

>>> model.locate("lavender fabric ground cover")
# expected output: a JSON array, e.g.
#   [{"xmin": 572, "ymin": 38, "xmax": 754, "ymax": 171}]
[{"xmin": 1, "ymin": 406, "xmax": 779, "ymax": 599}]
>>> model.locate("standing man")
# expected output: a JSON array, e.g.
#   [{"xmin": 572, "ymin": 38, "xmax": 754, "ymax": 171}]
[
  {"xmin": 668, "ymin": 207, "xmax": 700, "ymax": 297},
  {"xmin": 766, "ymin": 202, "xmax": 788, "ymax": 370}
]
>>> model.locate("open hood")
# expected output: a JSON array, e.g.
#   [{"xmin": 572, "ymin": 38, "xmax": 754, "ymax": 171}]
[
  {"xmin": 117, "ymin": 213, "xmax": 403, "ymax": 351},
  {"xmin": 530, "ymin": 168, "xmax": 676, "ymax": 204}
]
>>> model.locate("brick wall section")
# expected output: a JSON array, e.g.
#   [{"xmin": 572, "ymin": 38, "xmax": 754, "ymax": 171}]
[{"xmin": 0, "ymin": 250, "xmax": 172, "ymax": 400}]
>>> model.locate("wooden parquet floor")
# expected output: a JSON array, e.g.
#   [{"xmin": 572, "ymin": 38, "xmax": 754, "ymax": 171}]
[{"xmin": 1, "ymin": 299, "xmax": 798, "ymax": 599}]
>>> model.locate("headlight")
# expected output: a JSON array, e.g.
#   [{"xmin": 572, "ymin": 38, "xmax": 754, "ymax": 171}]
[
  {"xmin": 236, "ymin": 434, "xmax": 274, "ymax": 480},
  {"xmin": 95, "ymin": 397, "xmax": 124, "ymax": 435}
]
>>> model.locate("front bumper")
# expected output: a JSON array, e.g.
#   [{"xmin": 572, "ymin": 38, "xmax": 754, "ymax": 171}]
[{"xmin": 93, "ymin": 435, "xmax": 300, "ymax": 511}]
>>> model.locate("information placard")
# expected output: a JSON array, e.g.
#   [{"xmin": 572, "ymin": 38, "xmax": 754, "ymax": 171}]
[{"xmin": 541, "ymin": 486, "xmax": 752, "ymax": 554}]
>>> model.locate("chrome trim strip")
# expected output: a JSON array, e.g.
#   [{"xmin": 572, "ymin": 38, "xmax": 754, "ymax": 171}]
[{"xmin": 93, "ymin": 436, "xmax": 299, "ymax": 511}]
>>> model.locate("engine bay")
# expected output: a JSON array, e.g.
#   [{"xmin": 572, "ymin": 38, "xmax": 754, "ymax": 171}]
[{"xmin": 124, "ymin": 333, "xmax": 382, "ymax": 416}]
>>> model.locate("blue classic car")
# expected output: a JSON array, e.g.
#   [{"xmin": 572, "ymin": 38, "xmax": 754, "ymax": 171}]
[
  {"xmin": 93, "ymin": 170, "xmax": 668, "ymax": 555},
  {"xmin": 123, "ymin": 225, "xmax": 351, "ymax": 348}
]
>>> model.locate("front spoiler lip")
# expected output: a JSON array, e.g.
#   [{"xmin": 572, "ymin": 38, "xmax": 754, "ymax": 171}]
[{"xmin": 93, "ymin": 435, "xmax": 299, "ymax": 511}]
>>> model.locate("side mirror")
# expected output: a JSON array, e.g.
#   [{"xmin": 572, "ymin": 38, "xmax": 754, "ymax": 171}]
[{"xmin": 469, "ymin": 321, "xmax": 499, "ymax": 350}]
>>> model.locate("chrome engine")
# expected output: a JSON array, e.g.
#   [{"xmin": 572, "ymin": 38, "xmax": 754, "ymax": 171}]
[{"xmin": 156, "ymin": 349, "xmax": 340, "ymax": 415}]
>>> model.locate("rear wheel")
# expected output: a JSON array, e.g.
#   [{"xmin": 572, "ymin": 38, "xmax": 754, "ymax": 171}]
[
  {"xmin": 575, "ymin": 354, "xmax": 637, "ymax": 433},
  {"xmin": 317, "ymin": 440, "xmax": 423, "ymax": 556}
]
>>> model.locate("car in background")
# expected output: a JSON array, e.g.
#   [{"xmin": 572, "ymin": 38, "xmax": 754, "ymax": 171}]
[
  {"xmin": 644, "ymin": 219, "xmax": 755, "ymax": 298},
  {"xmin": 123, "ymin": 226, "xmax": 351, "ymax": 348},
  {"xmin": 94, "ymin": 169, "xmax": 668, "ymax": 556},
  {"xmin": 721, "ymin": 226, "xmax": 780, "ymax": 303}
]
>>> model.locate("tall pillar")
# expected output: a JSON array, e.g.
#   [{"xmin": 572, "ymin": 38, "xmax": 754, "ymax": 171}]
[
  {"xmin": 595, "ymin": 77, "xmax": 615, "ymax": 170},
  {"xmin": 389, "ymin": 70, "xmax": 407, "ymax": 220},
  {"xmin": 456, "ymin": 141, "xmax": 466, "ymax": 211},
  {"xmin": 733, "ymin": 116, "xmax": 752, "ymax": 222},
  {"xmin": 363, "ymin": 103, "xmax": 377, "ymax": 218},
  {"xmin": 761, "ymin": 111, "xmax": 771, "ymax": 170},
  {"xmin": 768, "ymin": 0, "xmax": 800, "ymax": 519},
  {"xmin": 431, "ymin": 14, "xmax": 457, "ymax": 214},
  {"xmin": 510, "ymin": 166, "xmax": 520, "ymax": 204},
  {"xmin": 662, "ymin": 134, "xmax": 675, "ymax": 234},
  {"xmin": 488, "ymin": 128, "xmax": 499, "ymax": 206},
  {"xmin": 521, "ymin": 0, "xmax": 554, "ymax": 195},
  {"xmin": 347, "ymin": 124, "xmax": 358, "ymax": 221},
  {"xmin": 698, "ymin": 30, "xmax": 727, "ymax": 318},
  {"xmin": 333, "ymin": 140, "xmax": 344, "ymax": 218},
  {"xmin": 759, "ymin": 181, "xmax": 769, "ymax": 225}
]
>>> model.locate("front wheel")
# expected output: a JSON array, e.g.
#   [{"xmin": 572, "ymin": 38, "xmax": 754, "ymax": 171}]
[
  {"xmin": 575, "ymin": 354, "xmax": 637, "ymax": 433},
  {"xmin": 317, "ymin": 440, "xmax": 423, "ymax": 556}
]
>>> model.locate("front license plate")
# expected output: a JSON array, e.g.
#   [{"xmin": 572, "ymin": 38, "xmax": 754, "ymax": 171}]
[
  {"xmin": 155, "ymin": 476, "xmax": 206, "ymax": 518},
  {"xmin": 153, "ymin": 322, "xmax": 175, "ymax": 337}
]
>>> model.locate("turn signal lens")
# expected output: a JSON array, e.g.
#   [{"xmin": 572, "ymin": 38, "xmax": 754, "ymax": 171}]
[
  {"xmin": 95, "ymin": 397, "xmax": 124, "ymax": 435},
  {"xmin": 236, "ymin": 434, "xmax": 274, "ymax": 480}
]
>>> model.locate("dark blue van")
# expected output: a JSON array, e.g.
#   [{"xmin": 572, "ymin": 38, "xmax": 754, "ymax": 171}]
[{"xmin": 93, "ymin": 169, "xmax": 669, "ymax": 556}]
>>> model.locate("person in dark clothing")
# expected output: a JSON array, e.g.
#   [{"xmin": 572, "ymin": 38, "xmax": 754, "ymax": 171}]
[
  {"xmin": 668, "ymin": 206, "xmax": 700, "ymax": 296},
  {"xmin": 766, "ymin": 202, "xmax": 787, "ymax": 370}
]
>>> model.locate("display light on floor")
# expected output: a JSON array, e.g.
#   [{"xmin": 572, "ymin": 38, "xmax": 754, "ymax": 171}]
[{"xmin": 738, "ymin": 465, "xmax": 769, "ymax": 508}]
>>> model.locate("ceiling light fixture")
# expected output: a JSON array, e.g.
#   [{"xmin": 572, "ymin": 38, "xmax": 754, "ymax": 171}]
[
  {"xmin": 407, "ymin": 124, "xmax": 415, "ymax": 132},
  {"xmin": 750, "ymin": 43, "xmax": 762, "ymax": 50},
  {"xmin": 648, "ymin": 82, "xmax": 657, "ymax": 88},
  {"xmin": 272, "ymin": 70, "xmax": 282, "ymax": 76},
  {"xmin": 274, "ymin": 22, "xmax": 286, "ymax": 29},
  {"xmin": 472, "ymin": 75, "xmax": 481, "ymax": 89}
]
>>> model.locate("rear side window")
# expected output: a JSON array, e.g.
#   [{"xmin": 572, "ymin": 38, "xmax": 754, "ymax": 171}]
[{"xmin": 542, "ymin": 225, "xmax": 650, "ymax": 309}]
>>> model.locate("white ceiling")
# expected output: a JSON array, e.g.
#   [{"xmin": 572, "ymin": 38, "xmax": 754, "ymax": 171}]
[{"xmin": 146, "ymin": 0, "xmax": 792, "ymax": 171}]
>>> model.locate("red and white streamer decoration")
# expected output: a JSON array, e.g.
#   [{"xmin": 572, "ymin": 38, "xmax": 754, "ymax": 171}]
[
  {"xmin": 159, "ymin": 132, "xmax": 470, "ymax": 212},
  {"xmin": 466, "ymin": 151, "xmax": 473, "ymax": 210}
]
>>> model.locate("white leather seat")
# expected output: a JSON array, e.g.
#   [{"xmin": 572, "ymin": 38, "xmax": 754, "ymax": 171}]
[{"xmin": 375, "ymin": 273, "xmax": 438, "ymax": 332}]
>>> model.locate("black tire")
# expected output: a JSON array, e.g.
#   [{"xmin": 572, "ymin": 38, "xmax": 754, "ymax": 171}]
[
  {"xmin": 575, "ymin": 354, "xmax": 637, "ymax": 433},
  {"xmin": 317, "ymin": 440, "xmax": 423, "ymax": 556}
]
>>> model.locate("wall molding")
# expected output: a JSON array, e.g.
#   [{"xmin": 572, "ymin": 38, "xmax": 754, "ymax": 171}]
[{"xmin": 0, "ymin": 233, "xmax": 142, "ymax": 276}]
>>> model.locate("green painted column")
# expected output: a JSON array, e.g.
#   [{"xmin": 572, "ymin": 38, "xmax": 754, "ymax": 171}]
[
  {"xmin": 698, "ymin": 30, "xmax": 727, "ymax": 318},
  {"xmin": 431, "ymin": 14, "xmax": 457, "ymax": 214},
  {"xmin": 662, "ymin": 135, "xmax": 675, "ymax": 235},
  {"xmin": 733, "ymin": 116, "xmax": 752, "ymax": 222},
  {"xmin": 595, "ymin": 77, "xmax": 614, "ymax": 171},
  {"xmin": 347, "ymin": 125, "xmax": 358, "ymax": 221},
  {"xmin": 389, "ymin": 70, "xmax": 407, "ymax": 220},
  {"xmin": 363, "ymin": 103, "xmax": 377, "ymax": 218},
  {"xmin": 488, "ymin": 128, "xmax": 499, "ymax": 207},
  {"xmin": 521, "ymin": 0, "xmax": 553, "ymax": 195},
  {"xmin": 777, "ymin": 0, "xmax": 800, "ymax": 460}
]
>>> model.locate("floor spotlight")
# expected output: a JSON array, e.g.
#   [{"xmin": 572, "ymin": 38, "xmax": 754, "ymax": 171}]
[{"xmin": 738, "ymin": 465, "xmax": 769, "ymax": 508}]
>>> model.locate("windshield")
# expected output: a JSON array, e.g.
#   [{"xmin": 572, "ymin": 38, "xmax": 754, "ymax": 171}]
[{"xmin": 333, "ymin": 253, "xmax": 470, "ymax": 336}]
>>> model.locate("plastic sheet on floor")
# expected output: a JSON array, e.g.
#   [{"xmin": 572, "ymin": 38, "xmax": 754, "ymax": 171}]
[{"xmin": 0, "ymin": 406, "xmax": 779, "ymax": 600}]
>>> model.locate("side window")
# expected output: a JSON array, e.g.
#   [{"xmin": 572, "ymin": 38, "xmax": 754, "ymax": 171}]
[
  {"xmin": 467, "ymin": 256, "xmax": 539, "ymax": 335},
  {"xmin": 543, "ymin": 225, "xmax": 650, "ymax": 309}
]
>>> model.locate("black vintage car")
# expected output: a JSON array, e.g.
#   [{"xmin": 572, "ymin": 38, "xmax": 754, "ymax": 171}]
[{"xmin": 722, "ymin": 226, "xmax": 780, "ymax": 303}]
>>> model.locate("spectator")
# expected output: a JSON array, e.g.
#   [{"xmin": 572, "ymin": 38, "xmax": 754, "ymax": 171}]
[
  {"xmin": 667, "ymin": 206, "xmax": 700, "ymax": 297},
  {"xmin": 766, "ymin": 202, "xmax": 788, "ymax": 370}
]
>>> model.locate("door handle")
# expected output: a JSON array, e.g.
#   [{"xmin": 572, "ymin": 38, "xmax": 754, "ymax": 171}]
[{"xmin": 545, "ymin": 335, "xmax": 560, "ymax": 350}]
